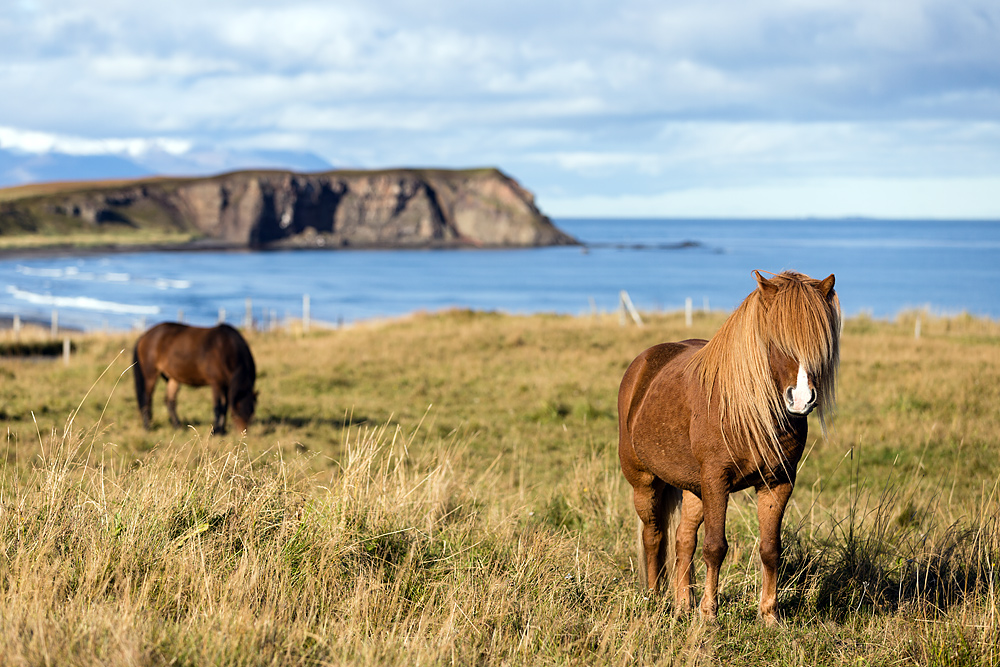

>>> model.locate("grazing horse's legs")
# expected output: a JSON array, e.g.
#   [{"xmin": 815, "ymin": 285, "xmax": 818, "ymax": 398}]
[
  {"xmin": 165, "ymin": 378, "xmax": 182, "ymax": 428},
  {"xmin": 756, "ymin": 481, "xmax": 794, "ymax": 626},
  {"xmin": 210, "ymin": 384, "xmax": 228, "ymax": 435},
  {"xmin": 674, "ymin": 490, "xmax": 703, "ymax": 612},
  {"xmin": 139, "ymin": 373, "xmax": 157, "ymax": 430},
  {"xmin": 699, "ymin": 477, "xmax": 730, "ymax": 621}
]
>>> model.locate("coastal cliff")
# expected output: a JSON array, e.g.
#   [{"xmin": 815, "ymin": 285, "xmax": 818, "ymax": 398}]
[{"xmin": 0, "ymin": 168, "xmax": 577, "ymax": 250}]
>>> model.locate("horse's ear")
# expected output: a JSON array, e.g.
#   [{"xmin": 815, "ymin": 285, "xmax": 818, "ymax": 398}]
[
  {"xmin": 753, "ymin": 270, "xmax": 777, "ymax": 294},
  {"xmin": 818, "ymin": 274, "xmax": 835, "ymax": 299}
]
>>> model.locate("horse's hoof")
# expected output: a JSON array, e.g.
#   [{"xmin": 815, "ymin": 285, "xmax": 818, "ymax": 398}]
[{"xmin": 760, "ymin": 613, "xmax": 781, "ymax": 628}]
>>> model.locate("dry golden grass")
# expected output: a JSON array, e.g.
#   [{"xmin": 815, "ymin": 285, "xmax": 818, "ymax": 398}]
[{"xmin": 0, "ymin": 309, "xmax": 998, "ymax": 665}]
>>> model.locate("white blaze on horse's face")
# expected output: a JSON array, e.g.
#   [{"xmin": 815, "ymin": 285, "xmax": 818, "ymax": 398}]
[{"xmin": 784, "ymin": 363, "xmax": 817, "ymax": 415}]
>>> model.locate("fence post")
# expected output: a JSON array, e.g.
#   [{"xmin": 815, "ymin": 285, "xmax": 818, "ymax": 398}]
[
  {"xmin": 51, "ymin": 310, "xmax": 58, "ymax": 338},
  {"xmin": 12, "ymin": 314, "xmax": 20, "ymax": 342},
  {"xmin": 177, "ymin": 309, "xmax": 184, "ymax": 323},
  {"xmin": 62, "ymin": 337, "xmax": 71, "ymax": 366},
  {"xmin": 245, "ymin": 298, "xmax": 253, "ymax": 330},
  {"xmin": 619, "ymin": 290, "xmax": 643, "ymax": 327},
  {"xmin": 685, "ymin": 297, "xmax": 693, "ymax": 327},
  {"xmin": 218, "ymin": 308, "xmax": 226, "ymax": 324},
  {"xmin": 915, "ymin": 315, "xmax": 921, "ymax": 340},
  {"xmin": 303, "ymin": 294, "xmax": 310, "ymax": 334}
]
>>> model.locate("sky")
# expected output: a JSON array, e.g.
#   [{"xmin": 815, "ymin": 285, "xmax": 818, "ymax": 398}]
[{"xmin": 2, "ymin": 0, "xmax": 999, "ymax": 218}]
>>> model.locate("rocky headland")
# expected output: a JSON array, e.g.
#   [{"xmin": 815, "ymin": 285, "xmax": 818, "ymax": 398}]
[{"xmin": 0, "ymin": 168, "xmax": 577, "ymax": 252}]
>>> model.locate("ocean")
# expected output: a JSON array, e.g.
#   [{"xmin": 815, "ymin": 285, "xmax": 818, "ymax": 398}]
[{"xmin": 1, "ymin": 218, "xmax": 998, "ymax": 332}]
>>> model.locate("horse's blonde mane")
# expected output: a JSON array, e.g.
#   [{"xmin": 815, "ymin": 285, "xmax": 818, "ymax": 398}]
[{"xmin": 690, "ymin": 271, "xmax": 841, "ymax": 459}]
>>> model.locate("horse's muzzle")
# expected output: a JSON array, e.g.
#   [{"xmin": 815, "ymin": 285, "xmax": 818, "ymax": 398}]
[{"xmin": 784, "ymin": 385, "xmax": 816, "ymax": 415}]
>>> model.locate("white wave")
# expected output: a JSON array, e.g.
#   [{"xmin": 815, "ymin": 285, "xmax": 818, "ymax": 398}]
[
  {"xmin": 5, "ymin": 286, "xmax": 161, "ymax": 315},
  {"xmin": 152, "ymin": 278, "xmax": 191, "ymax": 289},
  {"xmin": 16, "ymin": 266, "xmax": 66, "ymax": 278},
  {"xmin": 15, "ymin": 265, "xmax": 191, "ymax": 289}
]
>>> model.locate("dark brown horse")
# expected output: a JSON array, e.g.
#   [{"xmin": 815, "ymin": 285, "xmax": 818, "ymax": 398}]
[
  {"xmin": 618, "ymin": 271, "xmax": 840, "ymax": 625},
  {"xmin": 133, "ymin": 322, "xmax": 257, "ymax": 434}
]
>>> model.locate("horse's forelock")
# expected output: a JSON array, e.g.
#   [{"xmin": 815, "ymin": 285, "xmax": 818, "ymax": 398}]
[
  {"xmin": 692, "ymin": 271, "xmax": 841, "ymax": 456},
  {"xmin": 763, "ymin": 274, "xmax": 840, "ymax": 375}
]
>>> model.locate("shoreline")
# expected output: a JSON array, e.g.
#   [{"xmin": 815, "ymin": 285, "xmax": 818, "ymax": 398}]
[
  {"xmin": 0, "ymin": 239, "xmax": 247, "ymax": 261},
  {"xmin": 0, "ymin": 237, "xmax": 581, "ymax": 261}
]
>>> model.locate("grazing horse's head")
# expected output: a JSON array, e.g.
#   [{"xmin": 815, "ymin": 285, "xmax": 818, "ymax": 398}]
[{"xmin": 232, "ymin": 389, "xmax": 257, "ymax": 434}]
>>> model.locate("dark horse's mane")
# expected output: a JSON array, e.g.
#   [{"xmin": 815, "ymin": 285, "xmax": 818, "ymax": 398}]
[
  {"xmin": 222, "ymin": 324, "xmax": 257, "ymax": 418},
  {"xmin": 689, "ymin": 271, "xmax": 841, "ymax": 459}
]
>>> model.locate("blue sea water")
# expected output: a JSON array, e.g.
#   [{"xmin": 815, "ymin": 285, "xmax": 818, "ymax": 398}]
[{"xmin": 1, "ymin": 218, "xmax": 998, "ymax": 331}]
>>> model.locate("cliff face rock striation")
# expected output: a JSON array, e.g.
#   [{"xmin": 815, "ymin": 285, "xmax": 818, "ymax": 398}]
[{"xmin": 0, "ymin": 168, "xmax": 577, "ymax": 249}]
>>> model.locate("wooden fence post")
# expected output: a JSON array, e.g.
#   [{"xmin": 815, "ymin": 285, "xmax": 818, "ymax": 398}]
[{"xmin": 619, "ymin": 290, "xmax": 643, "ymax": 327}]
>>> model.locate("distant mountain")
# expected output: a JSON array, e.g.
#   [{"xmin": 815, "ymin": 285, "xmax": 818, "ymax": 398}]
[
  {"xmin": 0, "ymin": 167, "xmax": 578, "ymax": 250},
  {"xmin": 0, "ymin": 149, "xmax": 152, "ymax": 185},
  {"xmin": 0, "ymin": 146, "xmax": 334, "ymax": 188}
]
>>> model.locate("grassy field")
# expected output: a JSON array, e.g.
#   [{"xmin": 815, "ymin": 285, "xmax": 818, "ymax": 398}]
[{"xmin": 1, "ymin": 309, "xmax": 998, "ymax": 665}]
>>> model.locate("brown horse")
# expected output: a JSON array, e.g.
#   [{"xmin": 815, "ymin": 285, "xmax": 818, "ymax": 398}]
[
  {"xmin": 133, "ymin": 322, "xmax": 257, "ymax": 434},
  {"xmin": 618, "ymin": 270, "xmax": 840, "ymax": 625}
]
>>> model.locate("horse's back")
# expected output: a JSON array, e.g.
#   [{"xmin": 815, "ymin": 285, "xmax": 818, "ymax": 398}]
[{"xmin": 136, "ymin": 322, "xmax": 253, "ymax": 384}]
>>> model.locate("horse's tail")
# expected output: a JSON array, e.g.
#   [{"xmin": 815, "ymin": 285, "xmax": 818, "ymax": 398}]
[
  {"xmin": 636, "ymin": 484, "xmax": 683, "ymax": 589},
  {"xmin": 133, "ymin": 341, "xmax": 148, "ymax": 419}
]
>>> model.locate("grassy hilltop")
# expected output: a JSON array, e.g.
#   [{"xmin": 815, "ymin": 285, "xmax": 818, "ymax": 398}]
[{"xmin": 0, "ymin": 310, "xmax": 998, "ymax": 665}]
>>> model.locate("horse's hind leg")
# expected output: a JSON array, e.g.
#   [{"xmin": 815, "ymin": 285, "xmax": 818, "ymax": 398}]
[
  {"xmin": 756, "ymin": 481, "xmax": 794, "ymax": 626},
  {"xmin": 165, "ymin": 378, "xmax": 182, "ymax": 428},
  {"xmin": 632, "ymin": 476, "xmax": 678, "ymax": 593},
  {"xmin": 210, "ymin": 384, "xmax": 228, "ymax": 435},
  {"xmin": 699, "ymin": 477, "xmax": 731, "ymax": 621},
  {"xmin": 140, "ymin": 375, "xmax": 157, "ymax": 430},
  {"xmin": 674, "ymin": 490, "xmax": 703, "ymax": 613}
]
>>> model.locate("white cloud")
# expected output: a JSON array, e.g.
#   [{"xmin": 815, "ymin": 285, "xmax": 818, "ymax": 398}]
[
  {"xmin": 1, "ymin": 0, "xmax": 998, "ymax": 216},
  {"xmin": 540, "ymin": 176, "xmax": 1000, "ymax": 219},
  {"xmin": 0, "ymin": 126, "xmax": 191, "ymax": 157}
]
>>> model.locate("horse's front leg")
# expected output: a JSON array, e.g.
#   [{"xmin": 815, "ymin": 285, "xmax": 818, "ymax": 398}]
[
  {"xmin": 165, "ymin": 378, "xmax": 182, "ymax": 428},
  {"xmin": 211, "ymin": 385, "xmax": 228, "ymax": 435},
  {"xmin": 699, "ymin": 477, "xmax": 730, "ymax": 621},
  {"xmin": 756, "ymin": 481, "xmax": 794, "ymax": 626},
  {"xmin": 674, "ymin": 490, "xmax": 703, "ymax": 613}
]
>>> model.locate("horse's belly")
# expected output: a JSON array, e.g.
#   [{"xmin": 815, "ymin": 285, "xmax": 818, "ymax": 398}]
[
  {"xmin": 158, "ymin": 364, "xmax": 210, "ymax": 387},
  {"xmin": 630, "ymin": 423, "xmax": 702, "ymax": 492}
]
